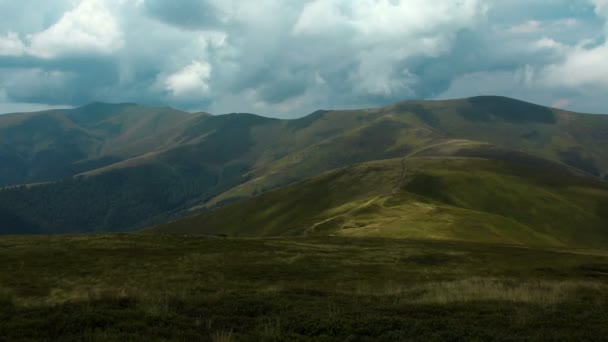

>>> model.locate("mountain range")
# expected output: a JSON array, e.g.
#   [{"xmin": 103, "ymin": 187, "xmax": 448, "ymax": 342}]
[{"xmin": 0, "ymin": 96, "xmax": 607, "ymax": 246}]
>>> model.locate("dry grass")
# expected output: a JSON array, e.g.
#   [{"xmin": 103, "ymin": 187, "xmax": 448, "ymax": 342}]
[
  {"xmin": 344, "ymin": 278, "xmax": 607, "ymax": 305},
  {"xmin": 47, "ymin": 286, "xmax": 137, "ymax": 305},
  {"xmin": 412, "ymin": 278, "xmax": 605, "ymax": 305},
  {"xmin": 212, "ymin": 330, "xmax": 235, "ymax": 342},
  {"xmin": 2, "ymin": 235, "xmax": 608, "ymax": 340}
]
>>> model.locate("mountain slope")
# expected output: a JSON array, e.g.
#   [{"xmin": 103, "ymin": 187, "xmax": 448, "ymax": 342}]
[
  {"xmin": 0, "ymin": 103, "xmax": 204, "ymax": 187},
  {"xmin": 1, "ymin": 96, "xmax": 608, "ymax": 234},
  {"xmin": 192, "ymin": 96, "xmax": 608, "ymax": 211},
  {"xmin": 150, "ymin": 144, "xmax": 608, "ymax": 248}
]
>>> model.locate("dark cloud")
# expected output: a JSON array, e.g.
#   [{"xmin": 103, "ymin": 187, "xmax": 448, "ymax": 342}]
[{"xmin": 144, "ymin": 0, "xmax": 224, "ymax": 30}]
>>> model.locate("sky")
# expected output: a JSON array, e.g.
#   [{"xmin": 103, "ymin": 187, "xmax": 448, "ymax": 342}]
[{"xmin": 0, "ymin": 0, "xmax": 607, "ymax": 118}]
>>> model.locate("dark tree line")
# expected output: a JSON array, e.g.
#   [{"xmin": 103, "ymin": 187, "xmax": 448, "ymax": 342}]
[{"xmin": 0, "ymin": 161, "xmax": 251, "ymax": 235}]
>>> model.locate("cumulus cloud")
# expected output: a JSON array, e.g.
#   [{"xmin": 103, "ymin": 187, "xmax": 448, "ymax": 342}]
[
  {"xmin": 0, "ymin": 0, "xmax": 124, "ymax": 59},
  {"xmin": 541, "ymin": 45, "xmax": 608, "ymax": 87},
  {"xmin": 163, "ymin": 60, "xmax": 212, "ymax": 98},
  {"xmin": 0, "ymin": 0, "xmax": 608, "ymax": 116},
  {"xmin": 532, "ymin": 0, "xmax": 608, "ymax": 95},
  {"xmin": 291, "ymin": 0, "xmax": 486, "ymax": 99},
  {"xmin": 27, "ymin": 0, "xmax": 124, "ymax": 58}
]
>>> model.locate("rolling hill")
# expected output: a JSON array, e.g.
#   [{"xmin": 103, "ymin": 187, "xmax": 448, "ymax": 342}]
[
  {"xmin": 1, "ymin": 96, "xmax": 608, "ymax": 235},
  {"xmin": 150, "ymin": 142, "xmax": 608, "ymax": 248}
]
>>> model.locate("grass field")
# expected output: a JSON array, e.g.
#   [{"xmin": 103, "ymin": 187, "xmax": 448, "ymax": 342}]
[{"xmin": 1, "ymin": 234, "xmax": 608, "ymax": 341}]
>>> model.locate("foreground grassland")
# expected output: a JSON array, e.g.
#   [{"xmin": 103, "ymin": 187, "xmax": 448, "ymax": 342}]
[{"xmin": 1, "ymin": 235, "xmax": 608, "ymax": 341}]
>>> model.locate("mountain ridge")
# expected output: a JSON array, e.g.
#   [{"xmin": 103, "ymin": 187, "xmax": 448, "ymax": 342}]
[
  {"xmin": 150, "ymin": 144, "xmax": 608, "ymax": 248},
  {"xmin": 0, "ymin": 96, "xmax": 607, "ymax": 235}
]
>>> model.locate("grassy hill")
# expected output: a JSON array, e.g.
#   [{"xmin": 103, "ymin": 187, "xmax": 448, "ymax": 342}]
[
  {"xmin": 151, "ymin": 143, "xmax": 608, "ymax": 248},
  {"xmin": 2, "ymin": 96, "xmax": 608, "ymax": 234}
]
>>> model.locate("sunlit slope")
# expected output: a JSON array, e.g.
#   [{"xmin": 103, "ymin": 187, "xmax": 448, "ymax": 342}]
[
  {"xmin": 197, "ymin": 96, "xmax": 608, "ymax": 210},
  {"xmin": 152, "ymin": 146, "xmax": 608, "ymax": 248}
]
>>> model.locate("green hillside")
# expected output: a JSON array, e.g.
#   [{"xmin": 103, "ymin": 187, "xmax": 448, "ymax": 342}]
[
  {"xmin": 152, "ymin": 144, "xmax": 608, "ymax": 248},
  {"xmin": 194, "ymin": 96, "xmax": 608, "ymax": 211},
  {"xmin": 2, "ymin": 96, "xmax": 608, "ymax": 234},
  {"xmin": 0, "ymin": 103, "xmax": 204, "ymax": 187}
]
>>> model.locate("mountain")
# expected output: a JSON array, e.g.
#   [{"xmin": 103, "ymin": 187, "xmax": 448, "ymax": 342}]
[
  {"xmin": 1, "ymin": 96, "xmax": 608, "ymax": 235},
  {"xmin": 150, "ymin": 142, "xmax": 608, "ymax": 248},
  {"xmin": 0, "ymin": 103, "xmax": 204, "ymax": 187}
]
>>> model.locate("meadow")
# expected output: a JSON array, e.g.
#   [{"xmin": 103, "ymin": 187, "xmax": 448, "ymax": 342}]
[{"xmin": 1, "ymin": 234, "xmax": 608, "ymax": 341}]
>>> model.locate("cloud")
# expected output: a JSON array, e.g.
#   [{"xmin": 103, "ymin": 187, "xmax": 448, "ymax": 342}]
[
  {"xmin": 162, "ymin": 60, "xmax": 212, "ymax": 98},
  {"xmin": 294, "ymin": 0, "xmax": 485, "ymax": 38},
  {"xmin": 290, "ymin": 0, "xmax": 486, "ymax": 100},
  {"xmin": 0, "ymin": 68, "xmax": 77, "ymax": 104},
  {"xmin": 509, "ymin": 20, "xmax": 543, "ymax": 33},
  {"xmin": 532, "ymin": 0, "xmax": 608, "ymax": 94},
  {"xmin": 0, "ymin": 32, "xmax": 26, "ymax": 56},
  {"xmin": 26, "ymin": 0, "xmax": 124, "ymax": 58},
  {"xmin": 144, "ymin": 0, "xmax": 226, "ymax": 30},
  {"xmin": 541, "ymin": 44, "xmax": 608, "ymax": 87},
  {"xmin": 0, "ymin": 0, "xmax": 125, "ymax": 73},
  {"xmin": 532, "ymin": 37, "xmax": 565, "ymax": 50},
  {"xmin": 594, "ymin": 0, "xmax": 608, "ymax": 18},
  {"xmin": 0, "ymin": 0, "xmax": 124, "ymax": 60},
  {"xmin": 0, "ymin": 88, "xmax": 71, "ymax": 113},
  {"xmin": 0, "ymin": 0, "xmax": 607, "ymax": 116}
]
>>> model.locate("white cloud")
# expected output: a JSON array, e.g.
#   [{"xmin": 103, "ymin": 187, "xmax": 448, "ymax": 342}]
[
  {"xmin": 291, "ymin": 0, "xmax": 486, "ymax": 101},
  {"xmin": 534, "ymin": 0, "xmax": 608, "ymax": 88},
  {"xmin": 594, "ymin": 0, "xmax": 608, "ymax": 18},
  {"xmin": 294, "ymin": 0, "xmax": 485, "ymax": 39},
  {"xmin": 0, "ymin": 32, "xmax": 26, "ymax": 56},
  {"xmin": 0, "ymin": 0, "xmax": 125, "ymax": 59},
  {"xmin": 292, "ymin": 1, "xmax": 350, "ymax": 35},
  {"xmin": 533, "ymin": 37, "xmax": 564, "ymax": 50},
  {"xmin": 541, "ymin": 44, "xmax": 608, "ymax": 87},
  {"xmin": 26, "ymin": 0, "xmax": 124, "ymax": 58},
  {"xmin": 163, "ymin": 61, "xmax": 212, "ymax": 99},
  {"xmin": 349, "ymin": 51, "xmax": 419, "ymax": 97}
]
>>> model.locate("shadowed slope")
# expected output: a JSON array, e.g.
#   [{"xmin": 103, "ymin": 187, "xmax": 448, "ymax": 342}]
[{"xmin": 0, "ymin": 103, "xmax": 204, "ymax": 186}]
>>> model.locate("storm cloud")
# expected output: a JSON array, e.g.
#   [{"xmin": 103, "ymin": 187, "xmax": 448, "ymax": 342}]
[{"xmin": 0, "ymin": 0, "xmax": 606, "ymax": 117}]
